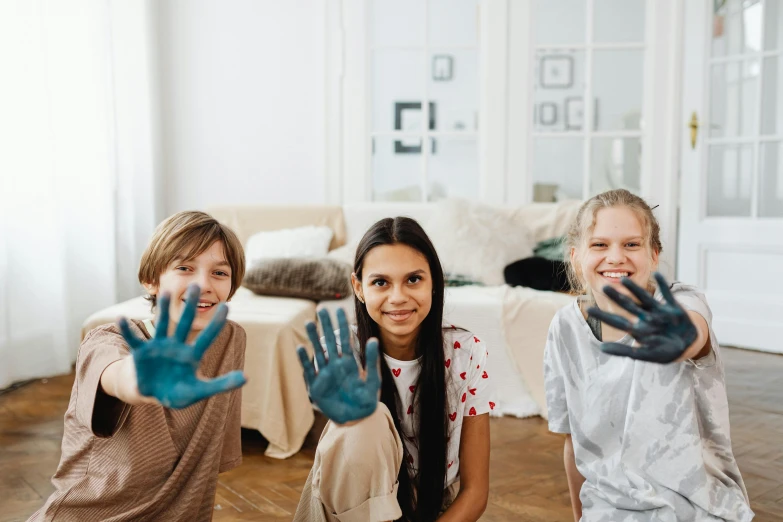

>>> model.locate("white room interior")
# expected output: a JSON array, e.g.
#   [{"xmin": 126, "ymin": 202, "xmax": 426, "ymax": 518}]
[
  {"xmin": 2, "ymin": 0, "xmax": 782, "ymax": 381},
  {"xmin": 2, "ymin": 2, "xmax": 783, "ymax": 521}
]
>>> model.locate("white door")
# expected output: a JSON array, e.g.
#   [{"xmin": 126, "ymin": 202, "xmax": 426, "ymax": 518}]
[
  {"xmin": 678, "ymin": 0, "xmax": 783, "ymax": 353},
  {"xmin": 504, "ymin": 0, "xmax": 684, "ymax": 277}
]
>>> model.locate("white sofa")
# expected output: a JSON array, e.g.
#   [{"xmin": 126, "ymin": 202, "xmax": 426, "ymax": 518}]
[{"xmin": 82, "ymin": 200, "xmax": 580, "ymax": 458}]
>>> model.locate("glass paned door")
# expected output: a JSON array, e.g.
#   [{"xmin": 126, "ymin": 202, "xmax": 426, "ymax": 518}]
[
  {"xmin": 368, "ymin": 0, "xmax": 480, "ymax": 202},
  {"xmin": 530, "ymin": 0, "xmax": 647, "ymax": 202},
  {"xmin": 709, "ymin": 0, "xmax": 783, "ymax": 218}
]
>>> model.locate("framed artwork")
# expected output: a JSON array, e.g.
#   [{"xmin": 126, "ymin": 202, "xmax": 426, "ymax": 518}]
[
  {"xmin": 539, "ymin": 102, "xmax": 558, "ymax": 126},
  {"xmin": 539, "ymin": 55, "xmax": 574, "ymax": 89},
  {"xmin": 394, "ymin": 101, "xmax": 436, "ymax": 154},
  {"xmin": 432, "ymin": 55, "xmax": 454, "ymax": 81},
  {"xmin": 564, "ymin": 97, "xmax": 583, "ymax": 130}
]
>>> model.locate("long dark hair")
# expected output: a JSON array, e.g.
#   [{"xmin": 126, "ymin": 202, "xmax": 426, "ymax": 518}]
[{"xmin": 353, "ymin": 217, "xmax": 448, "ymax": 522}]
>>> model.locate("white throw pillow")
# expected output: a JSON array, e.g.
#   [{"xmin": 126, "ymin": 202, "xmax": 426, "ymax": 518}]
[
  {"xmin": 326, "ymin": 241, "xmax": 357, "ymax": 267},
  {"xmin": 426, "ymin": 199, "xmax": 534, "ymax": 286},
  {"xmin": 245, "ymin": 226, "xmax": 334, "ymax": 267}
]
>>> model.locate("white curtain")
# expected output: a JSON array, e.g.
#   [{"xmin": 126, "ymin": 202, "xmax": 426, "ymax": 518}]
[{"xmin": 0, "ymin": 0, "xmax": 161, "ymax": 389}]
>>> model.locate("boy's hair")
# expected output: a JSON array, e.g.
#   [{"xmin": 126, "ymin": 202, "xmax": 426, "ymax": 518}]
[
  {"xmin": 566, "ymin": 189, "xmax": 662, "ymax": 295},
  {"xmin": 138, "ymin": 211, "xmax": 245, "ymax": 309}
]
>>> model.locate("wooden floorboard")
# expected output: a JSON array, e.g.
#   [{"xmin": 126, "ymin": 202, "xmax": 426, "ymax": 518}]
[{"xmin": 1, "ymin": 347, "xmax": 781, "ymax": 521}]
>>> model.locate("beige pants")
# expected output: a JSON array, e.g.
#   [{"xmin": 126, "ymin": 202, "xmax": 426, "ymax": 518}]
[{"xmin": 294, "ymin": 403, "xmax": 404, "ymax": 522}]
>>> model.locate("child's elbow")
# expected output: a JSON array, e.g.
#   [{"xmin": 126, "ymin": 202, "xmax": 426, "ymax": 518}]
[{"xmin": 477, "ymin": 492, "xmax": 489, "ymax": 516}]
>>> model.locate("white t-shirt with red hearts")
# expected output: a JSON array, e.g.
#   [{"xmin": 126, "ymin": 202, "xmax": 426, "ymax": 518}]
[{"xmin": 385, "ymin": 325, "xmax": 495, "ymax": 487}]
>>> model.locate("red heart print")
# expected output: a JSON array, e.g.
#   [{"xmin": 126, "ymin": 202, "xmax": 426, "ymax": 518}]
[
  {"xmin": 392, "ymin": 368, "xmax": 401, "ymax": 377},
  {"xmin": 474, "ymin": 336, "xmax": 480, "ymax": 343},
  {"xmin": 451, "ymin": 324, "xmax": 456, "ymax": 329},
  {"xmin": 454, "ymin": 341, "xmax": 461, "ymax": 349},
  {"xmin": 476, "ymin": 365, "xmax": 480, "ymax": 369},
  {"xmin": 445, "ymin": 359, "xmax": 451, "ymax": 368},
  {"xmin": 449, "ymin": 412, "xmax": 457, "ymax": 421},
  {"xmin": 407, "ymin": 405, "xmax": 413, "ymax": 414},
  {"xmin": 469, "ymin": 387, "xmax": 477, "ymax": 395},
  {"xmin": 461, "ymin": 392, "xmax": 466, "ymax": 403},
  {"xmin": 448, "ymin": 461, "xmax": 454, "ymax": 468},
  {"xmin": 470, "ymin": 356, "xmax": 473, "ymax": 361},
  {"xmin": 489, "ymin": 401, "xmax": 496, "ymax": 410},
  {"xmin": 482, "ymin": 371, "xmax": 488, "ymax": 379},
  {"xmin": 460, "ymin": 372, "xmax": 466, "ymax": 380},
  {"xmin": 469, "ymin": 407, "xmax": 476, "ymax": 416},
  {"xmin": 409, "ymin": 385, "xmax": 415, "ymax": 393}
]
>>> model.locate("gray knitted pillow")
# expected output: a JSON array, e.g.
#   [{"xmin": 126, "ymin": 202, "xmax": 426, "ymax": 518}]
[{"xmin": 243, "ymin": 258, "xmax": 352, "ymax": 301}]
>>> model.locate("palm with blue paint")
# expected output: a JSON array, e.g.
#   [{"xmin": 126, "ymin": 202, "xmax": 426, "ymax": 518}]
[
  {"xmin": 297, "ymin": 308, "xmax": 381, "ymax": 424},
  {"xmin": 587, "ymin": 272, "xmax": 698, "ymax": 364},
  {"xmin": 118, "ymin": 284, "xmax": 247, "ymax": 408}
]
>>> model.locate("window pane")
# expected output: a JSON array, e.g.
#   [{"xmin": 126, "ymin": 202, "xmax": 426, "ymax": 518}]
[
  {"xmin": 593, "ymin": 49, "xmax": 644, "ymax": 131},
  {"xmin": 590, "ymin": 137, "xmax": 642, "ymax": 196},
  {"xmin": 759, "ymin": 141, "xmax": 783, "ymax": 217},
  {"xmin": 706, "ymin": 144, "xmax": 753, "ymax": 217},
  {"xmin": 428, "ymin": 50, "xmax": 478, "ymax": 131},
  {"xmin": 532, "ymin": 138, "xmax": 584, "ymax": 201},
  {"xmin": 761, "ymin": 56, "xmax": 783, "ymax": 135},
  {"xmin": 372, "ymin": 0, "xmax": 424, "ymax": 47},
  {"xmin": 710, "ymin": 59, "xmax": 759, "ymax": 138},
  {"xmin": 533, "ymin": 0, "xmax": 585, "ymax": 45},
  {"xmin": 373, "ymin": 50, "xmax": 425, "ymax": 132},
  {"xmin": 428, "ymin": 0, "xmax": 479, "ymax": 48},
  {"xmin": 372, "ymin": 136, "xmax": 424, "ymax": 202},
  {"xmin": 713, "ymin": 0, "xmax": 763, "ymax": 57},
  {"xmin": 427, "ymin": 138, "xmax": 478, "ymax": 201},
  {"xmin": 533, "ymin": 50, "xmax": 586, "ymax": 133},
  {"xmin": 594, "ymin": 0, "xmax": 645, "ymax": 43},
  {"xmin": 763, "ymin": 0, "xmax": 783, "ymax": 51}
]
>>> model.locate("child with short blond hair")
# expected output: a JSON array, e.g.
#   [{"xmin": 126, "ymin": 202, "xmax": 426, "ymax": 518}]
[{"xmin": 29, "ymin": 211, "xmax": 248, "ymax": 521}]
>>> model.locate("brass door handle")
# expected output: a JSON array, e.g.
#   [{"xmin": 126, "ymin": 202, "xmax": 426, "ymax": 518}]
[{"xmin": 689, "ymin": 111, "xmax": 699, "ymax": 149}]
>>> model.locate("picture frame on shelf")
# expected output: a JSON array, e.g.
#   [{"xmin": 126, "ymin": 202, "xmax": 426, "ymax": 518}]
[
  {"xmin": 394, "ymin": 101, "xmax": 436, "ymax": 154},
  {"xmin": 564, "ymin": 97, "xmax": 583, "ymax": 130},
  {"xmin": 432, "ymin": 55, "xmax": 453, "ymax": 81},
  {"xmin": 539, "ymin": 102, "xmax": 558, "ymax": 126}
]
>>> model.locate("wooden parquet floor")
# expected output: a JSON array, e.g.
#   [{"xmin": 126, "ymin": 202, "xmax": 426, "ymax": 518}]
[{"xmin": 1, "ymin": 347, "xmax": 781, "ymax": 521}]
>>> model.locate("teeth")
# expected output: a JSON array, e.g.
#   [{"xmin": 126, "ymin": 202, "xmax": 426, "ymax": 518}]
[
  {"xmin": 603, "ymin": 272, "xmax": 629, "ymax": 278},
  {"xmin": 197, "ymin": 303, "xmax": 213, "ymax": 308}
]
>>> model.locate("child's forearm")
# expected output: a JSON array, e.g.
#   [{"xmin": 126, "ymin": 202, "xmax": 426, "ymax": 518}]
[
  {"xmin": 564, "ymin": 435, "xmax": 584, "ymax": 522},
  {"xmin": 100, "ymin": 357, "xmax": 157, "ymax": 406},
  {"xmin": 437, "ymin": 486, "xmax": 487, "ymax": 521},
  {"xmin": 678, "ymin": 311, "xmax": 711, "ymax": 361}
]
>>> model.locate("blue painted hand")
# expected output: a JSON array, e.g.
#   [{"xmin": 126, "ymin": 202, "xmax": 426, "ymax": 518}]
[
  {"xmin": 118, "ymin": 284, "xmax": 247, "ymax": 408},
  {"xmin": 587, "ymin": 272, "xmax": 698, "ymax": 364},
  {"xmin": 297, "ymin": 308, "xmax": 381, "ymax": 424}
]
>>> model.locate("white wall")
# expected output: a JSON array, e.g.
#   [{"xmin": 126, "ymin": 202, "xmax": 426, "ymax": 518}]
[{"xmin": 156, "ymin": 0, "xmax": 325, "ymax": 214}]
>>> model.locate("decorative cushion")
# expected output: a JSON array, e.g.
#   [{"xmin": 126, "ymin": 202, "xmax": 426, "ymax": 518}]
[
  {"xmin": 325, "ymin": 241, "xmax": 357, "ymax": 267},
  {"xmin": 243, "ymin": 258, "xmax": 352, "ymax": 301},
  {"xmin": 245, "ymin": 226, "xmax": 334, "ymax": 267},
  {"xmin": 426, "ymin": 198, "xmax": 535, "ymax": 286}
]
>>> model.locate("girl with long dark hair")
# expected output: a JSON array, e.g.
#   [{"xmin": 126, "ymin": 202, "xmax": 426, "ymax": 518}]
[{"xmin": 295, "ymin": 216, "xmax": 493, "ymax": 522}]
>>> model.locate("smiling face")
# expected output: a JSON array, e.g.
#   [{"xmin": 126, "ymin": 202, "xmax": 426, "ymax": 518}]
[
  {"xmin": 352, "ymin": 243, "xmax": 433, "ymax": 349},
  {"xmin": 572, "ymin": 206, "xmax": 659, "ymax": 310},
  {"xmin": 144, "ymin": 240, "xmax": 233, "ymax": 339}
]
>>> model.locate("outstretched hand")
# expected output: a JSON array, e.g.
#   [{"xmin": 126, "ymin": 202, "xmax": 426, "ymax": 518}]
[
  {"xmin": 118, "ymin": 284, "xmax": 247, "ymax": 408},
  {"xmin": 587, "ymin": 272, "xmax": 698, "ymax": 363},
  {"xmin": 297, "ymin": 308, "xmax": 381, "ymax": 424}
]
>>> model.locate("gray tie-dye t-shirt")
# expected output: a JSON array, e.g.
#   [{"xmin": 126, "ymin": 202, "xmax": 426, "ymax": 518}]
[{"xmin": 544, "ymin": 283, "xmax": 753, "ymax": 522}]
